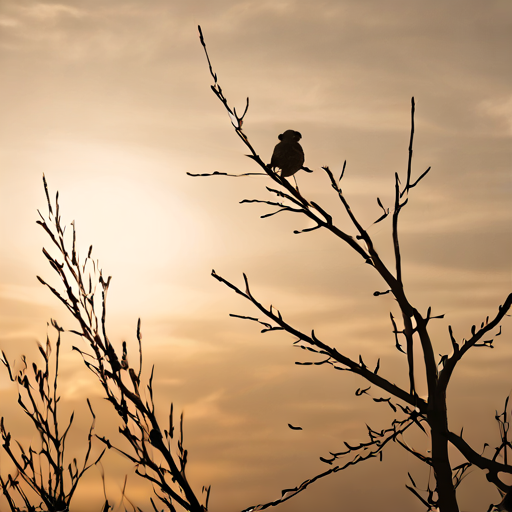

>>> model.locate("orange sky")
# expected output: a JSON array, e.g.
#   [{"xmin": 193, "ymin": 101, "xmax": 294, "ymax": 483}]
[{"xmin": 0, "ymin": 1, "xmax": 511, "ymax": 511}]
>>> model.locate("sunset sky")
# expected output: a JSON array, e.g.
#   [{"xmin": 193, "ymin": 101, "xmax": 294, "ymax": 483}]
[{"xmin": 0, "ymin": 1, "xmax": 511, "ymax": 511}]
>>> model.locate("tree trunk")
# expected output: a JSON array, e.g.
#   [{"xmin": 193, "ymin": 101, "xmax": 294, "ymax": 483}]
[{"xmin": 429, "ymin": 399, "xmax": 459, "ymax": 512}]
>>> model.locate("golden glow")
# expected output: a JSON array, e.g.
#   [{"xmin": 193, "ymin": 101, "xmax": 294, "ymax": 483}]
[{"xmin": 0, "ymin": 1, "xmax": 511, "ymax": 511}]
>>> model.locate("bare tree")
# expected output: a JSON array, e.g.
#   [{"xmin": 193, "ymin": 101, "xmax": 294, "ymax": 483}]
[
  {"xmin": 193, "ymin": 26, "xmax": 512, "ymax": 512},
  {"xmin": 3, "ymin": 25, "xmax": 509, "ymax": 512},
  {"xmin": 35, "ymin": 177, "xmax": 210, "ymax": 512},
  {"xmin": 0, "ymin": 323, "xmax": 105, "ymax": 512}
]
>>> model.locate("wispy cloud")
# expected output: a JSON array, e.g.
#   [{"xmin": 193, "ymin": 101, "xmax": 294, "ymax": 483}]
[
  {"xmin": 478, "ymin": 94, "xmax": 512, "ymax": 136},
  {"xmin": 21, "ymin": 3, "xmax": 85, "ymax": 19}
]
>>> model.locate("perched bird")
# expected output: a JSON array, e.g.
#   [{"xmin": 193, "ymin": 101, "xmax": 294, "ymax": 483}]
[{"xmin": 270, "ymin": 130, "xmax": 305, "ymax": 183}]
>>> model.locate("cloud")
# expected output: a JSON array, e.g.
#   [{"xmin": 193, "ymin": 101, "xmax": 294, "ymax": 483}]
[
  {"xmin": 478, "ymin": 94, "xmax": 512, "ymax": 136},
  {"xmin": 0, "ymin": 283, "xmax": 49, "ymax": 306},
  {"xmin": 0, "ymin": 16, "xmax": 20, "ymax": 27},
  {"xmin": 21, "ymin": 3, "xmax": 85, "ymax": 19}
]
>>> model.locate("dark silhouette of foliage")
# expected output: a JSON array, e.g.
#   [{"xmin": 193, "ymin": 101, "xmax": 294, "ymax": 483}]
[
  {"xmin": 35, "ymin": 177, "xmax": 210, "ymax": 512},
  {"xmin": 194, "ymin": 25, "xmax": 512, "ymax": 512},
  {"xmin": 0, "ymin": 324, "xmax": 105, "ymax": 512}
]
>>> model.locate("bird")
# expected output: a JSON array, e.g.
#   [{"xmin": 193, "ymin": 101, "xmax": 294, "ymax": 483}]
[{"xmin": 270, "ymin": 130, "xmax": 305, "ymax": 186}]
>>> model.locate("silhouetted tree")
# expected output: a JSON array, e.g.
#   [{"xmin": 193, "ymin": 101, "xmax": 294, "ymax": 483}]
[
  {"xmin": 2, "ymin": 24, "xmax": 510, "ymax": 512},
  {"xmin": 193, "ymin": 26, "xmax": 512, "ymax": 512},
  {"xmin": 34, "ymin": 177, "xmax": 210, "ymax": 512}
]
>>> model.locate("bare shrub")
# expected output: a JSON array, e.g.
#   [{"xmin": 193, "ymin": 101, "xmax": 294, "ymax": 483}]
[
  {"xmin": 0, "ymin": 324, "xmax": 105, "ymax": 512},
  {"xmin": 35, "ymin": 178, "xmax": 209, "ymax": 512}
]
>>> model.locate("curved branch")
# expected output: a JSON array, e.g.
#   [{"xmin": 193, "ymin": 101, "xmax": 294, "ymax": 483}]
[
  {"xmin": 438, "ymin": 294, "xmax": 512, "ymax": 393},
  {"xmin": 448, "ymin": 431, "xmax": 512, "ymax": 478},
  {"xmin": 241, "ymin": 417, "xmax": 416, "ymax": 512},
  {"xmin": 212, "ymin": 270, "xmax": 426, "ymax": 412}
]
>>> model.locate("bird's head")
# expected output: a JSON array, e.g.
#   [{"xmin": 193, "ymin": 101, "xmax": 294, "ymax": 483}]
[{"xmin": 279, "ymin": 130, "xmax": 302, "ymax": 142}]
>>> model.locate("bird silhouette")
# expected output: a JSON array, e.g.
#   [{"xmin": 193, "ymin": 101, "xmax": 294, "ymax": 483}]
[{"xmin": 270, "ymin": 130, "xmax": 305, "ymax": 183}]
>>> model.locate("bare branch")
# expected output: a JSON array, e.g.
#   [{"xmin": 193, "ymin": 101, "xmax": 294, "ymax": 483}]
[
  {"xmin": 438, "ymin": 294, "xmax": 512, "ymax": 393},
  {"xmin": 213, "ymin": 270, "xmax": 424, "ymax": 412}
]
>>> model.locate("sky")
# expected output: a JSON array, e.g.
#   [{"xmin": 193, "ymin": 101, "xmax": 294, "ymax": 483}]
[{"xmin": 0, "ymin": 0, "xmax": 511, "ymax": 511}]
